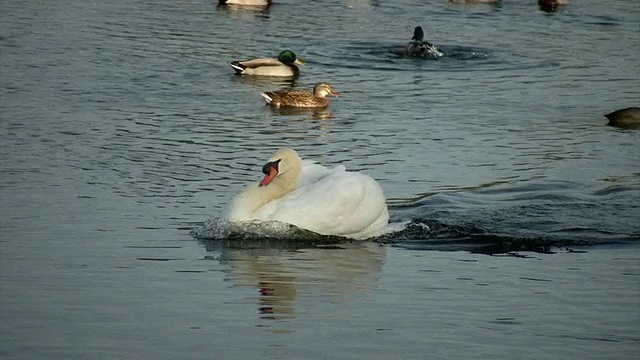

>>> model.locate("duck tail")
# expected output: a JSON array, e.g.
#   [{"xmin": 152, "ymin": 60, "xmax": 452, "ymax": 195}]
[
  {"xmin": 230, "ymin": 61, "xmax": 246, "ymax": 74},
  {"xmin": 260, "ymin": 92, "xmax": 274, "ymax": 104}
]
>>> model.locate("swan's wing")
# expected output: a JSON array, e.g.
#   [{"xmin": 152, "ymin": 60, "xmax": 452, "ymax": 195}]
[
  {"xmin": 325, "ymin": 170, "xmax": 389, "ymax": 237},
  {"xmin": 254, "ymin": 166, "xmax": 388, "ymax": 238},
  {"xmin": 299, "ymin": 160, "xmax": 332, "ymax": 187}
]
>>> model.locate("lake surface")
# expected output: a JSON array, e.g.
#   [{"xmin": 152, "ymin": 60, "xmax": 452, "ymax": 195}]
[{"xmin": 1, "ymin": 0, "xmax": 639, "ymax": 358}]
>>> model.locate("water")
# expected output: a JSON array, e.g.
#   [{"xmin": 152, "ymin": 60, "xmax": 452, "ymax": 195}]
[{"xmin": 1, "ymin": 0, "xmax": 639, "ymax": 358}]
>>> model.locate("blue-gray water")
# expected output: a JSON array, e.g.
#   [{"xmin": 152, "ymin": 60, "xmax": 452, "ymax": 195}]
[{"xmin": 1, "ymin": 0, "xmax": 639, "ymax": 359}]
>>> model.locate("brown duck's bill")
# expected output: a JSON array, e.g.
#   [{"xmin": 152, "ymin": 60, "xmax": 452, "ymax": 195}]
[{"xmin": 330, "ymin": 89, "xmax": 341, "ymax": 97}]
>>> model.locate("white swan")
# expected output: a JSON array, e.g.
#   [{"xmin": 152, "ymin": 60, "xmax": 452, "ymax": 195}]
[{"xmin": 227, "ymin": 148, "xmax": 390, "ymax": 240}]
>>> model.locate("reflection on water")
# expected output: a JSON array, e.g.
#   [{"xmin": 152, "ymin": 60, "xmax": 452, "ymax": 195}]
[
  {"xmin": 269, "ymin": 106, "xmax": 334, "ymax": 120},
  {"xmin": 212, "ymin": 241, "xmax": 385, "ymax": 325},
  {"xmin": 230, "ymin": 74, "xmax": 297, "ymax": 90},
  {"xmin": 305, "ymin": 41, "xmax": 543, "ymax": 72}
]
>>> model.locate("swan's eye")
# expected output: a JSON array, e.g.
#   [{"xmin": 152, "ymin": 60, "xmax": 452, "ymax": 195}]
[{"xmin": 262, "ymin": 159, "xmax": 281, "ymax": 174}]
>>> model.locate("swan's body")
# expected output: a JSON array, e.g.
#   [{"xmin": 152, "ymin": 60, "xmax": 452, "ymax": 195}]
[
  {"xmin": 227, "ymin": 148, "xmax": 389, "ymax": 240},
  {"xmin": 406, "ymin": 26, "xmax": 444, "ymax": 59},
  {"xmin": 261, "ymin": 83, "xmax": 340, "ymax": 108},
  {"xmin": 230, "ymin": 50, "xmax": 303, "ymax": 77}
]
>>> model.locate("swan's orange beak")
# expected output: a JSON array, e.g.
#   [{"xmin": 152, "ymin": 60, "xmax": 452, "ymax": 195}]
[{"xmin": 259, "ymin": 160, "xmax": 280, "ymax": 187}]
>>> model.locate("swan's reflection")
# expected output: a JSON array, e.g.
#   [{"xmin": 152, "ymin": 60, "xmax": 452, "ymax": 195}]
[{"xmin": 210, "ymin": 240, "xmax": 385, "ymax": 323}]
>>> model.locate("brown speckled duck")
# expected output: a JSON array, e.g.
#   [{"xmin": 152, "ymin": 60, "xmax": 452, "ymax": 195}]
[
  {"xmin": 260, "ymin": 83, "xmax": 340, "ymax": 108},
  {"xmin": 605, "ymin": 107, "xmax": 640, "ymax": 129}
]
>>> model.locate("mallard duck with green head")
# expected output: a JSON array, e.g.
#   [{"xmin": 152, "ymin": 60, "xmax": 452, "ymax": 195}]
[
  {"xmin": 230, "ymin": 50, "xmax": 304, "ymax": 77},
  {"xmin": 261, "ymin": 83, "xmax": 340, "ymax": 108},
  {"xmin": 406, "ymin": 26, "xmax": 444, "ymax": 59}
]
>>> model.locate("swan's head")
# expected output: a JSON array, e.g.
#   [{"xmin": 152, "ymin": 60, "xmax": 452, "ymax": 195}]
[
  {"xmin": 259, "ymin": 148, "xmax": 302, "ymax": 187},
  {"xmin": 411, "ymin": 26, "xmax": 424, "ymax": 41},
  {"xmin": 313, "ymin": 83, "xmax": 340, "ymax": 98}
]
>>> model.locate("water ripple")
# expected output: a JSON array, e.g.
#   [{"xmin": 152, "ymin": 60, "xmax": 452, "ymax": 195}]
[{"xmin": 303, "ymin": 41, "xmax": 554, "ymax": 73}]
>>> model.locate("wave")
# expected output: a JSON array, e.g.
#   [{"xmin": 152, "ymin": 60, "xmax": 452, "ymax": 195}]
[
  {"xmin": 191, "ymin": 214, "xmax": 636, "ymax": 255},
  {"xmin": 300, "ymin": 40, "xmax": 556, "ymax": 73}
]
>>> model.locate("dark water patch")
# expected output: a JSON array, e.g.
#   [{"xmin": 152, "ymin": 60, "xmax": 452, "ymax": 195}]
[
  {"xmin": 136, "ymin": 257, "xmax": 184, "ymax": 261},
  {"xmin": 519, "ymin": 276, "xmax": 552, "ymax": 282},
  {"xmin": 490, "ymin": 317, "xmax": 522, "ymax": 325},
  {"xmin": 379, "ymin": 219, "xmax": 590, "ymax": 254},
  {"xmin": 565, "ymin": 13, "xmax": 621, "ymax": 27},
  {"xmin": 565, "ymin": 249, "xmax": 587, "ymax": 254},
  {"xmin": 388, "ymin": 179, "xmax": 640, "ymax": 251},
  {"xmin": 303, "ymin": 41, "xmax": 554, "ymax": 72},
  {"xmin": 546, "ymin": 334, "xmax": 622, "ymax": 343},
  {"xmin": 191, "ymin": 216, "xmax": 601, "ymax": 255},
  {"xmin": 593, "ymin": 184, "xmax": 640, "ymax": 196}
]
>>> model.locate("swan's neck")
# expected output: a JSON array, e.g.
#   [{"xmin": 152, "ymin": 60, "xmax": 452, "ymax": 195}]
[{"xmin": 227, "ymin": 169, "xmax": 300, "ymax": 221}]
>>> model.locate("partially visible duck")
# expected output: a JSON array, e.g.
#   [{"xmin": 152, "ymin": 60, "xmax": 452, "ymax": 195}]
[
  {"xmin": 219, "ymin": 0, "xmax": 271, "ymax": 5},
  {"xmin": 605, "ymin": 107, "xmax": 640, "ymax": 129},
  {"xmin": 230, "ymin": 50, "xmax": 303, "ymax": 77},
  {"xmin": 261, "ymin": 83, "xmax": 340, "ymax": 108},
  {"xmin": 538, "ymin": 0, "xmax": 568, "ymax": 12},
  {"xmin": 406, "ymin": 26, "xmax": 444, "ymax": 59}
]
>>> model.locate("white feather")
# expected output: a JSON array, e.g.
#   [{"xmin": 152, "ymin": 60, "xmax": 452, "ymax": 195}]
[
  {"xmin": 260, "ymin": 92, "xmax": 273, "ymax": 104},
  {"xmin": 227, "ymin": 150, "xmax": 390, "ymax": 240}
]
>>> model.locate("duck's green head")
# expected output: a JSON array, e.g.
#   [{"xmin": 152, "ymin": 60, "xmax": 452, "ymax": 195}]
[
  {"xmin": 278, "ymin": 50, "xmax": 304, "ymax": 65},
  {"xmin": 411, "ymin": 26, "xmax": 424, "ymax": 41}
]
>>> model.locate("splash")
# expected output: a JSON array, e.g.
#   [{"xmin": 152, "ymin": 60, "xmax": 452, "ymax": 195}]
[
  {"xmin": 190, "ymin": 216, "xmax": 595, "ymax": 254},
  {"xmin": 191, "ymin": 218, "xmax": 355, "ymax": 249}
]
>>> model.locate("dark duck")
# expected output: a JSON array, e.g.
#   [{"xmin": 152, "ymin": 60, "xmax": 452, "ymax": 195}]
[{"xmin": 406, "ymin": 26, "xmax": 444, "ymax": 59}]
